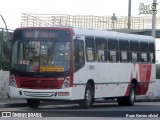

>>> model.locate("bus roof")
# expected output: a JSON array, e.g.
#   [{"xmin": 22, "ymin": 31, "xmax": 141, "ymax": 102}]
[
  {"xmin": 15, "ymin": 26, "xmax": 154, "ymax": 42},
  {"xmin": 73, "ymin": 27, "xmax": 154, "ymax": 43}
]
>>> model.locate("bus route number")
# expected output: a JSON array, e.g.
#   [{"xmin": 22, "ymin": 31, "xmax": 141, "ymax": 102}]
[{"xmin": 19, "ymin": 60, "xmax": 30, "ymax": 65}]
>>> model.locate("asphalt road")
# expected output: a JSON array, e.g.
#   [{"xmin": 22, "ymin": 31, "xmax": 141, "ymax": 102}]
[{"xmin": 0, "ymin": 102, "xmax": 160, "ymax": 119}]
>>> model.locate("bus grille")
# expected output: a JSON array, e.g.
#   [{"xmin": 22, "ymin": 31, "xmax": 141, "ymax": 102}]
[{"xmin": 19, "ymin": 79, "xmax": 59, "ymax": 89}]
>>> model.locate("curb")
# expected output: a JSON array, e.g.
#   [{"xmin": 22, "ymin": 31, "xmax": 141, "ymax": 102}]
[
  {"xmin": 136, "ymin": 98, "xmax": 160, "ymax": 102},
  {"xmin": 0, "ymin": 101, "xmax": 74, "ymax": 108},
  {"xmin": 0, "ymin": 98, "xmax": 160, "ymax": 108},
  {"xmin": 0, "ymin": 103, "xmax": 27, "ymax": 108}
]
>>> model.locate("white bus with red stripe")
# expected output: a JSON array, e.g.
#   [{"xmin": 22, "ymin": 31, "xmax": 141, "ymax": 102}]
[{"xmin": 9, "ymin": 27, "xmax": 155, "ymax": 108}]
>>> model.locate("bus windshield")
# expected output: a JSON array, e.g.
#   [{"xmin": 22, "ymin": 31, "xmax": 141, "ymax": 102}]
[{"xmin": 11, "ymin": 39, "xmax": 71, "ymax": 73}]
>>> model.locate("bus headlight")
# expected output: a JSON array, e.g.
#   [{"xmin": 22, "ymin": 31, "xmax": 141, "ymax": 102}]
[
  {"xmin": 9, "ymin": 75, "xmax": 17, "ymax": 87},
  {"xmin": 61, "ymin": 77, "xmax": 70, "ymax": 89}
]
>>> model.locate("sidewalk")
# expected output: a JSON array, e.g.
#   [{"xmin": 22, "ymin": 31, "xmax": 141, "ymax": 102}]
[
  {"xmin": 0, "ymin": 96, "xmax": 160, "ymax": 108},
  {"xmin": 0, "ymin": 98, "xmax": 27, "ymax": 108},
  {"xmin": 136, "ymin": 95, "xmax": 160, "ymax": 102}
]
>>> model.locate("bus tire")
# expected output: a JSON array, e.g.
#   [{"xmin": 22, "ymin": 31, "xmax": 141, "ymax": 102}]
[
  {"xmin": 79, "ymin": 84, "xmax": 93, "ymax": 109},
  {"xmin": 117, "ymin": 83, "xmax": 135, "ymax": 106},
  {"xmin": 117, "ymin": 97, "xmax": 125, "ymax": 106},
  {"xmin": 27, "ymin": 99, "xmax": 40, "ymax": 109},
  {"xmin": 126, "ymin": 83, "xmax": 136, "ymax": 106}
]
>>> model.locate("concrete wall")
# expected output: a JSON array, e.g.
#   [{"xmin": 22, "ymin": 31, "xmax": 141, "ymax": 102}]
[
  {"xmin": 154, "ymin": 79, "xmax": 160, "ymax": 97},
  {"xmin": 0, "ymin": 71, "xmax": 160, "ymax": 99},
  {"xmin": 145, "ymin": 79, "xmax": 160, "ymax": 98},
  {"xmin": 0, "ymin": 71, "xmax": 9, "ymax": 99}
]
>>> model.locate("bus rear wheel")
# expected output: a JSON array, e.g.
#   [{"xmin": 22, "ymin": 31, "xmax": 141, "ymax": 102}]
[
  {"xmin": 126, "ymin": 83, "xmax": 136, "ymax": 106},
  {"xmin": 117, "ymin": 83, "xmax": 136, "ymax": 106},
  {"xmin": 79, "ymin": 84, "xmax": 93, "ymax": 109},
  {"xmin": 27, "ymin": 99, "xmax": 40, "ymax": 109}
]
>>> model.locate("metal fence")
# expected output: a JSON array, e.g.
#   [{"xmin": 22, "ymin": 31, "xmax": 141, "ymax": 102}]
[{"xmin": 21, "ymin": 13, "xmax": 160, "ymax": 30}]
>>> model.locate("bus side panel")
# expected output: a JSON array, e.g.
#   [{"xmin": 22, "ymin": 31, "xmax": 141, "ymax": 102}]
[
  {"xmin": 94, "ymin": 63, "xmax": 132, "ymax": 98},
  {"xmin": 137, "ymin": 64, "xmax": 156, "ymax": 95},
  {"xmin": 72, "ymin": 65, "xmax": 88, "ymax": 100},
  {"xmin": 72, "ymin": 62, "xmax": 155, "ymax": 99},
  {"xmin": 73, "ymin": 63, "xmax": 133, "ymax": 99}
]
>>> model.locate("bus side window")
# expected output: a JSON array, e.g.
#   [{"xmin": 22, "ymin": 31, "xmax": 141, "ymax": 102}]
[
  {"xmin": 149, "ymin": 42, "xmax": 155, "ymax": 63},
  {"xmin": 74, "ymin": 40, "xmax": 85, "ymax": 72},
  {"xmin": 119, "ymin": 40, "xmax": 129, "ymax": 62},
  {"xmin": 140, "ymin": 42, "xmax": 149, "ymax": 63},
  {"xmin": 85, "ymin": 37, "xmax": 95, "ymax": 61},
  {"xmin": 108, "ymin": 38, "xmax": 119, "ymax": 62},
  {"xmin": 95, "ymin": 37, "xmax": 107, "ymax": 62},
  {"xmin": 130, "ymin": 41, "xmax": 139, "ymax": 63}
]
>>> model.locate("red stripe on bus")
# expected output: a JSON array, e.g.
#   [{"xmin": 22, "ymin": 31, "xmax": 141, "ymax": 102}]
[{"xmin": 137, "ymin": 64, "xmax": 152, "ymax": 95}]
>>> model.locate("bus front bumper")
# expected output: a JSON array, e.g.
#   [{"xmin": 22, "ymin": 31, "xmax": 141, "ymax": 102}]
[{"xmin": 9, "ymin": 86, "xmax": 73, "ymax": 100}]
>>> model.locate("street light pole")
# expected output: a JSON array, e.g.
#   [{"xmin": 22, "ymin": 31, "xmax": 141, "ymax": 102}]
[
  {"xmin": 152, "ymin": 0, "xmax": 157, "ymax": 38},
  {"xmin": 0, "ymin": 29, "xmax": 3, "ymax": 70},
  {"xmin": 128, "ymin": 0, "xmax": 131, "ymax": 29},
  {"xmin": 0, "ymin": 29, "xmax": 2, "ymax": 70},
  {"xmin": 0, "ymin": 15, "xmax": 8, "ymax": 31}
]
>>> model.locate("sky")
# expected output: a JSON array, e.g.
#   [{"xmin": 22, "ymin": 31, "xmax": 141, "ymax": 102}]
[
  {"xmin": 0, "ymin": 0, "xmax": 160, "ymax": 29},
  {"xmin": 0, "ymin": 0, "xmax": 160, "ymax": 62}
]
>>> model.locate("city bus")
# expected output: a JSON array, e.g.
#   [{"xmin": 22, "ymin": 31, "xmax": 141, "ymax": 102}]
[{"xmin": 9, "ymin": 26, "xmax": 156, "ymax": 109}]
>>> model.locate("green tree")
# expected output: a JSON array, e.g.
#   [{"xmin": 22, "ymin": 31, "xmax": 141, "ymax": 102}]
[
  {"xmin": 2, "ymin": 58, "xmax": 10, "ymax": 70},
  {"xmin": 0, "ymin": 28, "xmax": 12, "ymax": 71}
]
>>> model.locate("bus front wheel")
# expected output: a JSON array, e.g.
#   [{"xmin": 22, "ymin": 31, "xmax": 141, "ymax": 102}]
[
  {"xmin": 79, "ymin": 84, "xmax": 93, "ymax": 109},
  {"xmin": 27, "ymin": 99, "xmax": 40, "ymax": 109}
]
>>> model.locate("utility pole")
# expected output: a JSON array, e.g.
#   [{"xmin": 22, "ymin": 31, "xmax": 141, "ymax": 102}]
[
  {"xmin": 152, "ymin": 0, "xmax": 157, "ymax": 38},
  {"xmin": 128, "ymin": 0, "xmax": 131, "ymax": 29}
]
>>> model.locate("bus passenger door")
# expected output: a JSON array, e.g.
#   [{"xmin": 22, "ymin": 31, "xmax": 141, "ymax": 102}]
[{"xmin": 74, "ymin": 39, "xmax": 85, "ymax": 72}]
